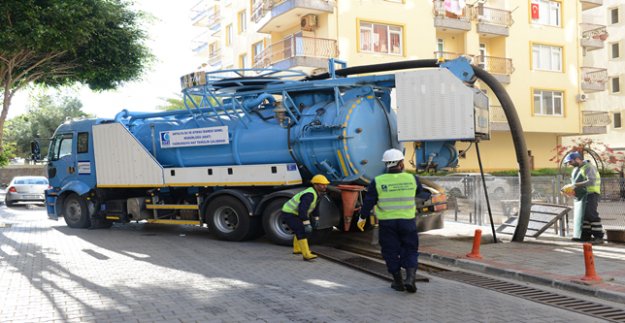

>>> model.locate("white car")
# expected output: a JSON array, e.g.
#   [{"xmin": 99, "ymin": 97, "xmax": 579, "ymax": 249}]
[
  {"xmin": 440, "ymin": 173, "xmax": 513, "ymax": 199},
  {"xmin": 5, "ymin": 176, "xmax": 48, "ymax": 206}
]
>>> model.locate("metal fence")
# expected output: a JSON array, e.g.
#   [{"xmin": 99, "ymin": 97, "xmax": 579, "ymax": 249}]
[{"xmin": 430, "ymin": 175, "xmax": 625, "ymax": 233}]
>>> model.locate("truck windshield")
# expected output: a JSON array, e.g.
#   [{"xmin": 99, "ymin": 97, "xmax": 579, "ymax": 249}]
[{"xmin": 49, "ymin": 133, "xmax": 73, "ymax": 161}]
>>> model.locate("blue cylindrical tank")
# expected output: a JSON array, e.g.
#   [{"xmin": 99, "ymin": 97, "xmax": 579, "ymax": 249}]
[{"xmin": 121, "ymin": 86, "xmax": 399, "ymax": 184}]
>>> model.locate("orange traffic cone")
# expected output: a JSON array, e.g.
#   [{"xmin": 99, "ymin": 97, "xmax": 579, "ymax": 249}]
[
  {"xmin": 581, "ymin": 243, "xmax": 602, "ymax": 282},
  {"xmin": 466, "ymin": 229, "xmax": 483, "ymax": 259},
  {"xmin": 337, "ymin": 185, "xmax": 365, "ymax": 231}
]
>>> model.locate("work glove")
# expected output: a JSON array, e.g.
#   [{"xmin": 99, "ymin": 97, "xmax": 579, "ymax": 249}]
[
  {"xmin": 311, "ymin": 217, "xmax": 320, "ymax": 229},
  {"xmin": 304, "ymin": 224, "xmax": 313, "ymax": 234},
  {"xmin": 357, "ymin": 217, "xmax": 366, "ymax": 232}
]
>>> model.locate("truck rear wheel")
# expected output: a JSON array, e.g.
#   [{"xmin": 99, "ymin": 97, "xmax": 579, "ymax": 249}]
[
  {"xmin": 205, "ymin": 196, "xmax": 260, "ymax": 241},
  {"xmin": 262, "ymin": 198, "xmax": 292, "ymax": 246},
  {"xmin": 63, "ymin": 194, "xmax": 91, "ymax": 228}
]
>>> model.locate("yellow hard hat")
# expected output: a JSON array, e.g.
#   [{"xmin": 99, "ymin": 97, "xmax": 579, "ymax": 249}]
[{"xmin": 311, "ymin": 174, "xmax": 330, "ymax": 185}]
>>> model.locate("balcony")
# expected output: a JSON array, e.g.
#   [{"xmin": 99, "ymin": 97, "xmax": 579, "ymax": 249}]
[
  {"xmin": 580, "ymin": 24, "xmax": 607, "ymax": 52},
  {"xmin": 192, "ymin": 42, "xmax": 209, "ymax": 56},
  {"xmin": 255, "ymin": 0, "xmax": 336, "ymax": 34},
  {"xmin": 209, "ymin": 48, "xmax": 221, "ymax": 66},
  {"xmin": 191, "ymin": 0, "xmax": 209, "ymax": 27},
  {"xmin": 475, "ymin": 6, "xmax": 513, "ymax": 37},
  {"xmin": 432, "ymin": 0, "xmax": 471, "ymax": 32},
  {"xmin": 253, "ymin": 36, "xmax": 338, "ymax": 70},
  {"xmin": 582, "ymin": 111, "xmax": 610, "ymax": 134},
  {"xmin": 580, "ymin": 0, "xmax": 603, "ymax": 11},
  {"xmin": 490, "ymin": 105, "xmax": 510, "ymax": 131},
  {"xmin": 474, "ymin": 55, "xmax": 514, "ymax": 84},
  {"xmin": 433, "ymin": 51, "xmax": 465, "ymax": 61},
  {"xmin": 581, "ymin": 67, "xmax": 608, "ymax": 93}
]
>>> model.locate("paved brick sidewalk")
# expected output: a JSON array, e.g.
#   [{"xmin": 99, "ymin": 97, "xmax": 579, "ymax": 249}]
[
  {"xmin": 0, "ymin": 206, "xmax": 599, "ymax": 322},
  {"xmin": 419, "ymin": 222, "xmax": 625, "ymax": 304}
]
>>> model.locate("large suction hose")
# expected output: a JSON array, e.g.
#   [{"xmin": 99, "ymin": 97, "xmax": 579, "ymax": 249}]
[{"xmin": 306, "ymin": 59, "xmax": 531, "ymax": 242}]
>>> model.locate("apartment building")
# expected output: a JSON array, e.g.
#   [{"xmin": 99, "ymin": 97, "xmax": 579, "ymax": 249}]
[
  {"xmin": 190, "ymin": 0, "xmax": 609, "ymax": 171},
  {"xmin": 563, "ymin": 0, "xmax": 624, "ymax": 159}
]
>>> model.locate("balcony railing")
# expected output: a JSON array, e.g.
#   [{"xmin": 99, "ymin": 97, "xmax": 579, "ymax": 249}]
[
  {"xmin": 209, "ymin": 49, "xmax": 221, "ymax": 66},
  {"xmin": 253, "ymin": 36, "xmax": 338, "ymax": 68},
  {"xmin": 582, "ymin": 111, "xmax": 611, "ymax": 127},
  {"xmin": 474, "ymin": 56, "xmax": 514, "ymax": 75},
  {"xmin": 252, "ymin": 0, "xmax": 270, "ymax": 23},
  {"xmin": 432, "ymin": 0, "xmax": 472, "ymax": 31},
  {"xmin": 581, "ymin": 67, "xmax": 608, "ymax": 93},
  {"xmin": 581, "ymin": 24, "xmax": 608, "ymax": 52},
  {"xmin": 207, "ymin": 8, "xmax": 221, "ymax": 28},
  {"xmin": 433, "ymin": 51, "xmax": 464, "ymax": 60},
  {"xmin": 475, "ymin": 6, "xmax": 513, "ymax": 27}
]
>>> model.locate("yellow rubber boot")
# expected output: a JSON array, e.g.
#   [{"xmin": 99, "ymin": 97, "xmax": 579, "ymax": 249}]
[
  {"xmin": 298, "ymin": 238, "xmax": 317, "ymax": 261},
  {"xmin": 293, "ymin": 236, "xmax": 302, "ymax": 254}
]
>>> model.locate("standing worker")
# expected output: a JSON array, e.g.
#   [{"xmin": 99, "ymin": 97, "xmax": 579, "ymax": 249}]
[
  {"xmin": 562, "ymin": 152, "xmax": 604, "ymax": 243},
  {"xmin": 356, "ymin": 149, "xmax": 431, "ymax": 293},
  {"xmin": 281, "ymin": 174, "xmax": 330, "ymax": 261}
]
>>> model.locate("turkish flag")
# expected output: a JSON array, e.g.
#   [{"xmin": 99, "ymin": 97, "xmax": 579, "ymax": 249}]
[{"xmin": 531, "ymin": 3, "xmax": 540, "ymax": 19}]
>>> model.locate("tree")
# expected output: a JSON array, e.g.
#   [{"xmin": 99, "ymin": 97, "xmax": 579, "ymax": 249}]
[
  {"xmin": 0, "ymin": 0, "xmax": 151, "ymax": 153},
  {"xmin": 551, "ymin": 138, "xmax": 625, "ymax": 175},
  {"xmin": 4, "ymin": 92, "xmax": 91, "ymax": 159}
]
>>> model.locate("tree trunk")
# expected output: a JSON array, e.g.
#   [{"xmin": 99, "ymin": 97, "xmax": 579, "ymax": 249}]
[{"xmin": 0, "ymin": 81, "xmax": 14, "ymax": 155}]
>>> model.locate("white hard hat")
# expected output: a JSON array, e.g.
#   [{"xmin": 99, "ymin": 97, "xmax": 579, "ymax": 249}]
[{"xmin": 382, "ymin": 149, "xmax": 404, "ymax": 168}]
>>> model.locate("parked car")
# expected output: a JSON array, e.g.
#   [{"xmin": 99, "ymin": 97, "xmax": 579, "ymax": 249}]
[
  {"xmin": 5, "ymin": 176, "xmax": 48, "ymax": 206},
  {"xmin": 439, "ymin": 173, "xmax": 514, "ymax": 199}
]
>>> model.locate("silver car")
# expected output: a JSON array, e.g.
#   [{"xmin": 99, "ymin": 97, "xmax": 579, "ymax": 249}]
[{"xmin": 5, "ymin": 176, "xmax": 48, "ymax": 206}]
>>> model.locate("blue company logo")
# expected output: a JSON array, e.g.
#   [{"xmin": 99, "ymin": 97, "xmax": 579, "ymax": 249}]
[
  {"xmin": 381, "ymin": 184, "xmax": 388, "ymax": 192},
  {"xmin": 160, "ymin": 132, "xmax": 170, "ymax": 145},
  {"xmin": 287, "ymin": 164, "xmax": 297, "ymax": 171}
]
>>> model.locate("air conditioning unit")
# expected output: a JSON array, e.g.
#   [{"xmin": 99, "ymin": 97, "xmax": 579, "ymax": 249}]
[
  {"xmin": 301, "ymin": 14, "xmax": 318, "ymax": 31},
  {"xmin": 576, "ymin": 93, "xmax": 589, "ymax": 102}
]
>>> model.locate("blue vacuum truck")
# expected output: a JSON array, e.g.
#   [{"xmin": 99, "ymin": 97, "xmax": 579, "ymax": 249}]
[{"xmin": 36, "ymin": 58, "xmax": 534, "ymax": 244}]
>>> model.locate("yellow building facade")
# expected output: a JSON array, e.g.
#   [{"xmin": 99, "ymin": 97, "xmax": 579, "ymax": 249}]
[{"xmin": 191, "ymin": 0, "xmax": 609, "ymax": 172}]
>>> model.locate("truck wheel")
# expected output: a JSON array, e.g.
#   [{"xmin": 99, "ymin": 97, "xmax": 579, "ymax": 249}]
[
  {"xmin": 262, "ymin": 198, "xmax": 292, "ymax": 246},
  {"xmin": 63, "ymin": 194, "xmax": 92, "ymax": 228},
  {"xmin": 205, "ymin": 196, "xmax": 260, "ymax": 241}
]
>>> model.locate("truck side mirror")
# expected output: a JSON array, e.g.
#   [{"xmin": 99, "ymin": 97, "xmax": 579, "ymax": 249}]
[{"xmin": 30, "ymin": 141, "xmax": 41, "ymax": 161}]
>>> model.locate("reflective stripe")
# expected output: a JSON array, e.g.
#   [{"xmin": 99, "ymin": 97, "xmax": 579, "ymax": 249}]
[
  {"xmin": 379, "ymin": 197, "xmax": 415, "ymax": 202},
  {"xmin": 378, "ymin": 204, "xmax": 415, "ymax": 210}
]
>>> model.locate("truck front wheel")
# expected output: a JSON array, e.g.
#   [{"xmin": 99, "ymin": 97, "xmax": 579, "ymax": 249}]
[
  {"xmin": 63, "ymin": 194, "xmax": 91, "ymax": 229},
  {"xmin": 205, "ymin": 196, "xmax": 261, "ymax": 241},
  {"xmin": 262, "ymin": 198, "xmax": 292, "ymax": 246}
]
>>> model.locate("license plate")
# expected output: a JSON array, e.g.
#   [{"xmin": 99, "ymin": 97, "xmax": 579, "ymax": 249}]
[{"xmin": 26, "ymin": 195, "xmax": 40, "ymax": 199}]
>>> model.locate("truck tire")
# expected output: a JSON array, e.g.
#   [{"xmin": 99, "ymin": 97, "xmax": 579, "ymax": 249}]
[
  {"xmin": 262, "ymin": 198, "xmax": 292, "ymax": 246},
  {"xmin": 63, "ymin": 194, "xmax": 91, "ymax": 229},
  {"xmin": 205, "ymin": 196, "xmax": 260, "ymax": 241}
]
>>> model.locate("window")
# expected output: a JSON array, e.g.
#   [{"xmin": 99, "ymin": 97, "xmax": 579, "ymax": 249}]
[
  {"xmin": 238, "ymin": 10, "xmax": 247, "ymax": 33},
  {"xmin": 252, "ymin": 40, "xmax": 264, "ymax": 64},
  {"xmin": 77, "ymin": 133, "xmax": 89, "ymax": 154},
  {"xmin": 610, "ymin": 8, "xmax": 619, "ymax": 24},
  {"xmin": 611, "ymin": 42, "xmax": 620, "ymax": 59},
  {"xmin": 612, "ymin": 77, "xmax": 621, "ymax": 93},
  {"xmin": 531, "ymin": 0, "xmax": 561, "ymax": 27},
  {"xmin": 532, "ymin": 44, "xmax": 562, "ymax": 72},
  {"xmin": 614, "ymin": 112, "xmax": 622, "ymax": 128},
  {"xmin": 239, "ymin": 53, "xmax": 248, "ymax": 68},
  {"xmin": 49, "ymin": 133, "xmax": 73, "ymax": 160},
  {"xmin": 225, "ymin": 24, "xmax": 232, "ymax": 46},
  {"xmin": 533, "ymin": 89, "xmax": 563, "ymax": 116},
  {"xmin": 359, "ymin": 21, "xmax": 403, "ymax": 55}
]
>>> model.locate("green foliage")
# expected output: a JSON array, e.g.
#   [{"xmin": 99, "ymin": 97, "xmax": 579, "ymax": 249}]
[
  {"xmin": 4, "ymin": 92, "xmax": 91, "ymax": 157},
  {"xmin": 157, "ymin": 94, "xmax": 219, "ymax": 111},
  {"xmin": 0, "ymin": 0, "xmax": 152, "ymax": 91},
  {"xmin": 0, "ymin": 144, "xmax": 15, "ymax": 167}
]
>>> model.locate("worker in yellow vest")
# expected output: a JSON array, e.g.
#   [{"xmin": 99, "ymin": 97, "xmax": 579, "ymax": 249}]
[
  {"xmin": 356, "ymin": 149, "xmax": 431, "ymax": 293},
  {"xmin": 281, "ymin": 174, "xmax": 330, "ymax": 261},
  {"xmin": 563, "ymin": 152, "xmax": 604, "ymax": 244}
]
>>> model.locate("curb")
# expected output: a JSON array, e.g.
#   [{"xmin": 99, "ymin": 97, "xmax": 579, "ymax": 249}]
[{"xmin": 421, "ymin": 252, "xmax": 625, "ymax": 305}]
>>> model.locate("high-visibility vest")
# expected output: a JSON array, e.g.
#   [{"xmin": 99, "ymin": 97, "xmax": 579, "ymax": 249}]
[
  {"xmin": 374, "ymin": 172, "xmax": 417, "ymax": 220},
  {"xmin": 572, "ymin": 163, "xmax": 601, "ymax": 194},
  {"xmin": 282, "ymin": 187, "xmax": 318, "ymax": 217}
]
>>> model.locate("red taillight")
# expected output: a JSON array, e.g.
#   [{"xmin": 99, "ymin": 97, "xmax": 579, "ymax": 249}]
[{"xmin": 8, "ymin": 186, "xmax": 16, "ymax": 193}]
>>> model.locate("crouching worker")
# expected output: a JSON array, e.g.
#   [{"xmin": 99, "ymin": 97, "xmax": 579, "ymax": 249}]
[
  {"xmin": 357, "ymin": 149, "xmax": 431, "ymax": 293},
  {"xmin": 281, "ymin": 174, "xmax": 330, "ymax": 261}
]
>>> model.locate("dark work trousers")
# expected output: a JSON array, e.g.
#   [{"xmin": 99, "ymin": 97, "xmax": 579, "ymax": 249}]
[
  {"xmin": 584, "ymin": 193, "xmax": 604, "ymax": 239},
  {"xmin": 378, "ymin": 218, "xmax": 419, "ymax": 274},
  {"xmin": 281, "ymin": 212, "xmax": 308, "ymax": 240}
]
